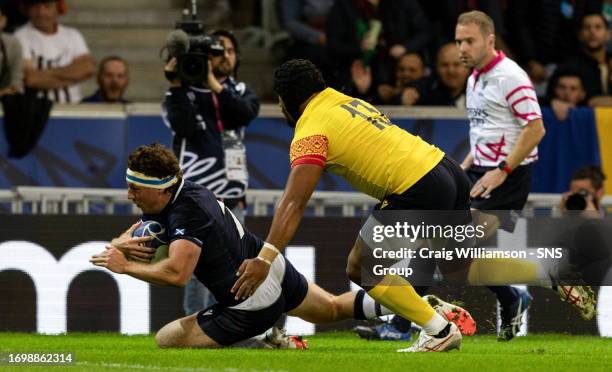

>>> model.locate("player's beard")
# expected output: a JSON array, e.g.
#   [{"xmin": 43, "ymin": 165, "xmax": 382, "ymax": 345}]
[{"xmin": 461, "ymin": 48, "xmax": 487, "ymax": 70}]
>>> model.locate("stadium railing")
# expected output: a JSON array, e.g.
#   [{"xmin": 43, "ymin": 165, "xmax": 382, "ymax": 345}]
[{"xmin": 2, "ymin": 186, "xmax": 610, "ymax": 216}]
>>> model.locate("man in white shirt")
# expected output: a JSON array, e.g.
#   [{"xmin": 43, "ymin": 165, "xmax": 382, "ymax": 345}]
[
  {"xmin": 456, "ymin": 10, "xmax": 595, "ymax": 341},
  {"xmin": 15, "ymin": 0, "xmax": 95, "ymax": 103}
]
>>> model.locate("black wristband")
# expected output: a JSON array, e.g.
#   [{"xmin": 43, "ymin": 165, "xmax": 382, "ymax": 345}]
[{"xmin": 497, "ymin": 160, "xmax": 512, "ymax": 174}]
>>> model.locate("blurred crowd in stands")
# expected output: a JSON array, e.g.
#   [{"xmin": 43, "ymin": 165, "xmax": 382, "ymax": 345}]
[
  {"xmin": 0, "ymin": 1, "xmax": 608, "ymax": 209},
  {"xmin": 0, "ymin": 0, "xmax": 611, "ymax": 121},
  {"xmin": 278, "ymin": 0, "xmax": 612, "ymax": 120},
  {"xmin": 0, "ymin": 0, "xmax": 127, "ymax": 104}
]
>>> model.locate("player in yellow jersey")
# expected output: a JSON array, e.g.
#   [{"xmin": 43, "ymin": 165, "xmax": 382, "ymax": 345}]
[{"xmin": 231, "ymin": 59, "xmax": 474, "ymax": 352}]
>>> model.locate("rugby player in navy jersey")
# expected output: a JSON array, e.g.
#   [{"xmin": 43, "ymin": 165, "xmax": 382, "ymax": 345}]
[{"xmin": 90, "ymin": 143, "xmax": 474, "ymax": 350}]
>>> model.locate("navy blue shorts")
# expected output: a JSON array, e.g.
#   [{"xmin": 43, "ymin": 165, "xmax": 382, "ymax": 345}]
[{"xmin": 196, "ymin": 256, "xmax": 308, "ymax": 346}]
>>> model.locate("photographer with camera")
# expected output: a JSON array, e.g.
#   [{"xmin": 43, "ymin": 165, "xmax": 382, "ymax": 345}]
[
  {"xmin": 562, "ymin": 165, "xmax": 607, "ymax": 216},
  {"xmin": 162, "ymin": 23, "xmax": 259, "ymax": 315}
]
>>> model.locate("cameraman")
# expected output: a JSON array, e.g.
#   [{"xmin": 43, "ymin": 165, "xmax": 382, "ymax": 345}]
[
  {"xmin": 561, "ymin": 165, "xmax": 607, "ymax": 216},
  {"xmin": 162, "ymin": 29, "xmax": 260, "ymax": 315}
]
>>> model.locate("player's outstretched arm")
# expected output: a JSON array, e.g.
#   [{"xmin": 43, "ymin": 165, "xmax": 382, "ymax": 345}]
[
  {"xmin": 231, "ymin": 164, "xmax": 323, "ymax": 300},
  {"xmin": 265, "ymin": 164, "xmax": 323, "ymax": 251},
  {"xmin": 90, "ymin": 239, "xmax": 201, "ymax": 287}
]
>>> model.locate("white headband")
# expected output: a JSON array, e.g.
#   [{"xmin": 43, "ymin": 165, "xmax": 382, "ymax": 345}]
[{"xmin": 126, "ymin": 169, "xmax": 178, "ymax": 189}]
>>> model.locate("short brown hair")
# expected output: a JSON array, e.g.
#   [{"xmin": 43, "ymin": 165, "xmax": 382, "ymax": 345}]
[
  {"xmin": 572, "ymin": 165, "xmax": 606, "ymax": 190},
  {"xmin": 127, "ymin": 143, "xmax": 182, "ymax": 190},
  {"xmin": 580, "ymin": 13, "xmax": 609, "ymax": 30},
  {"xmin": 99, "ymin": 55, "xmax": 129, "ymax": 76},
  {"xmin": 457, "ymin": 10, "xmax": 495, "ymax": 37}
]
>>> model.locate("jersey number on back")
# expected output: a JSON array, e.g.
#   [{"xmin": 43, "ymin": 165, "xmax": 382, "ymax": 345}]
[{"xmin": 340, "ymin": 99, "xmax": 391, "ymax": 130}]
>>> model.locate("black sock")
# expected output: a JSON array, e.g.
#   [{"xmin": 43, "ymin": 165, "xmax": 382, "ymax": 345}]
[
  {"xmin": 353, "ymin": 289, "xmax": 367, "ymax": 320},
  {"xmin": 353, "ymin": 289, "xmax": 393, "ymax": 320},
  {"xmin": 488, "ymin": 286, "xmax": 518, "ymax": 308},
  {"xmin": 433, "ymin": 323, "xmax": 451, "ymax": 338}
]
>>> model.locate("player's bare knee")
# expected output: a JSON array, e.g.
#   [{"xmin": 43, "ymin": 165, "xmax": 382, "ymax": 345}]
[
  {"xmin": 155, "ymin": 317, "xmax": 191, "ymax": 348},
  {"xmin": 155, "ymin": 327, "xmax": 178, "ymax": 348},
  {"xmin": 155, "ymin": 334, "xmax": 168, "ymax": 348}
]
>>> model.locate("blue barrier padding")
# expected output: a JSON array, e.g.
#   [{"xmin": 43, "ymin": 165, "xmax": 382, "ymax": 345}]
[{"xmin": 0, "ymin": 108, "xmax": 600, "ymax": 193}]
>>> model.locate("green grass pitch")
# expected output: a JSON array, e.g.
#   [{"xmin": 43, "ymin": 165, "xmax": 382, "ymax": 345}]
[{"xmin": 1, "ymin": 332, "xmax": 611, "ymax": 371}]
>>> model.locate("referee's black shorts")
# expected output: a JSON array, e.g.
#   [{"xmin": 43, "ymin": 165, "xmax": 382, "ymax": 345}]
[
  {"xmin": 466, "ymin": 164, "xmax": 532, "ymax": 232},
  {"xmin": 466, "ymin": 164, "xmax": 532, "ymax": 210}
]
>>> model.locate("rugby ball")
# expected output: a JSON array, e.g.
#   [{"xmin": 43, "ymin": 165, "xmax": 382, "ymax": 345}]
[{"xmin": 132, "ymin": 220, "xmax": 169, "ymax": 263}]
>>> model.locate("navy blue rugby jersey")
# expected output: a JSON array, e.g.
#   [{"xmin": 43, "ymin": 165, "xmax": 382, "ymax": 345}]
[{"xmin": 143, "ymin": 180, "xmax": 263, "ymax": 305}]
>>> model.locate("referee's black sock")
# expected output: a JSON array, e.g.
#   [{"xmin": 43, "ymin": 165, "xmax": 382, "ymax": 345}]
[{"xmin": 488, "ymin": 286, "xmax": 518, "ymax": 308}]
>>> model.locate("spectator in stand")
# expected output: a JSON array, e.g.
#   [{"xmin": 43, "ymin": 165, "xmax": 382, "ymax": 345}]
[
  {"xmin": 325, "ymin": 0, "xmax": 430, "ymax": 97},
  {"xmin": 15, "ymin": 0, "xmax": 95, "ymax": 103},
  {"xmin": 0, "ymin": 0, "xmax": 29, "ymax": 33},
  {"xmin": 197, "ymin": 0, "xmax": 231, "ymax": 28},
  {"xmin": 560, "ymin": 13, "xmax": 611, "ymax": 106},
  {"xmin": 507, "ymin": 0, "xmax": 603, "ymax": 94},
  {"xmin": 418, "ymin": 0, "xmax": 512, "ymax": 61},
  {"xmin": 280, "ymin": 0, "xmax": 334, "ymax": 82},
  {"xmin": 544, "ymin": 68, "xmax": 588, "ymax": 121},
  {"xmin": 605, "ymin": 0, "xmax": 612, "ymax": 52},
  {"xmin": 82, "ymin": 56, "xmax": 130, "ymax": 104},
  {"xmin": 0, "ymin": 5, "xmax": 23, "ymax": 95},
  {"xmin": 417, "ymin": 43, "xmax": 469, "ymax": 107},
  {"xmin": 377, "ymin": 52, "xmax": 426, "ymax": 105}
]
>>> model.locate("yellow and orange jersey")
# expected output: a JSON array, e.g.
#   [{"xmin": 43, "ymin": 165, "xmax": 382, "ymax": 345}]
[{"xmin": 290, "ymin": 88, "xmax": 445, "ymax": 201}]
